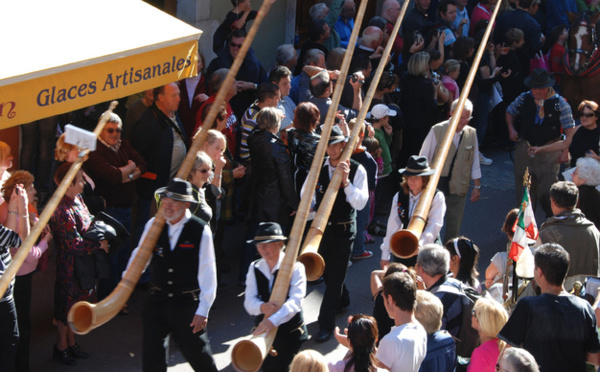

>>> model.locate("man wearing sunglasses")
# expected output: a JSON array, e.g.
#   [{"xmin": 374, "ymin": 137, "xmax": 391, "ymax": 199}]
[
  {"xmin": 84, "ymin": 112, "xmax": 147, "ymax": 298},
  {"xmin": 206, "ymin": 29, "xmax": 267, "ymax": 121}
]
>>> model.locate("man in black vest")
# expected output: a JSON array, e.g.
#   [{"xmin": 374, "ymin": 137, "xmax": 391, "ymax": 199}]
[
  {"xmin": 506, "ymin": 69, "xmax": 575, "ymax": 217},
  {"xmin": 127, "ymin": 179, "xmax": 218, "ymax": 372},
  {"xmin": 243, "ymin": 222, "xmax": 308, "ymax": 371},
  {"xmin": 302, "ymin": 125, "xmax": 369, "ymax": 342}
]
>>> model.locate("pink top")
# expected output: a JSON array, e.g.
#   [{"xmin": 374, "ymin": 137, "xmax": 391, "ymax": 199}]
[
  {"xmin": 467, "ymin": 339, "xmax": 500, "ymax": 372},
  {"xmin": 442, "ymin": 75, "xmax": 460, "ymax": 101},
  {"xmin": 470, "ymin": 3, "xmax": 492, "ymax": 36}
]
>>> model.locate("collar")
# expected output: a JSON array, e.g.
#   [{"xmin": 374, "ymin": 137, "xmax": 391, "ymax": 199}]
[
  {"xmin": 409, "ymin": 190, "xmax": 423, "ymax": 200},
  {"xmin": 166, "ymin": 209, "xmax": 192, "ymax": 229},
  {"xmin": 358, "ymin": 45, "xmax": 375, "ymax": 52},
  {"xmin": 98, "ymin": 137, "xmax": 121, "ymax": 152}
]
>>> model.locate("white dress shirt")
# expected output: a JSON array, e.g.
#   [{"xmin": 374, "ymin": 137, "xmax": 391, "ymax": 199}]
[
  {"xmin": 300, "ymin": 158, "xmax": 369, "ymax": 220},
  {"xmin": 126, "ymin": 209, "xmax": 217, "ymax": 317},
  {"xmin": 380, "ymin": 190, "xmax": 446, "ymax": 261},
  {"xmin": 244, "ymin": 253, "xmax": 306, "ymax": 327},
  {"xmin": 419, "ymin": 125, "xmax": 482, "ymax": 181}
]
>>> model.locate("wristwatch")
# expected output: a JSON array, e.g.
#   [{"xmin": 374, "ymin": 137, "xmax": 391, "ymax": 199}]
[{"xmin": 129, "ymin": 174, "xmax": 134, "ymax": 180}]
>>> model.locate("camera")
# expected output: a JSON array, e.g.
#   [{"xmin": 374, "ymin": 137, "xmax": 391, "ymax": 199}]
[
  {"xmin": 432, "ymin": 72, "xmax": 440, "ymax": 85},
  {"xmin": 351, "ymin": 73, "xmax": 365, "ymax": 84}
]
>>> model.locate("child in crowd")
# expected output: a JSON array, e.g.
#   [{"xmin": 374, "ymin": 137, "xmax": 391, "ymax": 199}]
[
  {"xmin": 330, "ymin": 314, "xmax": 383, "ymax": 372},
  {"xmin": 442, "ymin": 59, "xmax": 461, "ymax": 102},
  {"xmin": 544, "ymin": 25, "xmax": 568, "ymax": 89}
]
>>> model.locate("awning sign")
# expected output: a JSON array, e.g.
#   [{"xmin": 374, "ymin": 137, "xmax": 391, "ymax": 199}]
[{"xmin": 0, "ymin": 41, "xmax": 198, "ymax": 128}]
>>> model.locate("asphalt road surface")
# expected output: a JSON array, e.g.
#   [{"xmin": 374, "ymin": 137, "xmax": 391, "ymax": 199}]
[{"xmin": 28, "ymin": 148, "xmax": 540, "ymax": 371}]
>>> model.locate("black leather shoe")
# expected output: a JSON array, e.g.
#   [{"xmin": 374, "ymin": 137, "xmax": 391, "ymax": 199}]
[
  {"xmin": 314, "ymin": 329, "xmax": 332, "ymax": 343},
  {"xmin": 68, "ymin": 343, "xmax": 89, "ymax": 359},
  {"xmin": 53, "ymin": 345, "xmax": 77, "ymax": 366}
]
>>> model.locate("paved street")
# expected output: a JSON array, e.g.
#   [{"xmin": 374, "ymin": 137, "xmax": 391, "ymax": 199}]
[{"xmin": 28, "ymin": 147, "xmax": 535, "ymax": 371}]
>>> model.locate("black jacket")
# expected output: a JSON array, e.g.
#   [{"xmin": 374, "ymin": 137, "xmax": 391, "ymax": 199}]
[{"xmin": 247, "ymin": 128, "xmax": 298, "ymax": 225}]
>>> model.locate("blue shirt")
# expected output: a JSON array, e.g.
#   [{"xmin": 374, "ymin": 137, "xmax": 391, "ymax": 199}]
[
  {"xmin": 334, "ymin": 16, "xmax": 355, "ymax": 48},
  {"xmin": 546, "ymin": 0, "xmax": 577, "ymax": 33},
  {"xmin": 451, "ymin": 7, "xmax": 469, "ymax": 37}
]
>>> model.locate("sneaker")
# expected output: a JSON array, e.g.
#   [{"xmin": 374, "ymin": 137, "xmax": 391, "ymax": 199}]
[
  {"xmin": 352, "ymin": 251, "xmax": 374, "ymax": 260},
  {"xmin": 347, "ymin": 260, "xmax": 353, "ymax": 268},
  {"xmin": 479, "ymin": 153, "xmax": 493, "ymax": 166}
]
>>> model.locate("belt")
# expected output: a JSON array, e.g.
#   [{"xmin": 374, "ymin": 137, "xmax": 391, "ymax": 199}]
[
  {"xmin": 148, "ymin": 285, "xmax": 201, "ymax": 301},
  {"xmin": 327, "ymin": 220, "xmax": 353, "ymax": 232}
]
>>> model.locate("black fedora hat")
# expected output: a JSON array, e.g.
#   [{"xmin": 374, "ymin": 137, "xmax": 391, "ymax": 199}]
[
  {"xmin": 155, "ymin": 178, "xmax": 197, "ymax": 204},
  {"xmin": 328, "ymin": 125, "xmax": 349, "ymax": 145},
  {"xmin": 524, "ymin": 68, "xmax": 555, "ymax": 89},
  {"xmin": 246, "ymin": 222, "xmax": 288, "ymax": 244},
  {"xmin": 399, "ymin": 155, "xmax": 435, "ymax": 176}
]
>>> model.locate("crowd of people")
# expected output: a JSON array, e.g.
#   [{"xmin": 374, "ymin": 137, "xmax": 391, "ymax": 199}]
[{"xmin": 2, "ymin": 0, "xmax": 600, "ymax": 371}]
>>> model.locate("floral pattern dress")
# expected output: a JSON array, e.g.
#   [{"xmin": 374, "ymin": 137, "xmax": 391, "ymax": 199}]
[{"xmin": 50, "ymin": 194, "xmax": 99, "ymax": 324}]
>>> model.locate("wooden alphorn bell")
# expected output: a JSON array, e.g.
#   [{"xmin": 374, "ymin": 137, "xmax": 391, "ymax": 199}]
[
  {"xmin": 230, "ymin": 0, "xmax": 371, "ymax": 370},
  {"xmin": 298, "ymin": 0, "xmax": 411, "ymax": 281},
  {"xmin": 389, "ymin": 1, "xmax": 502, "ymax": 258},
  {"xmin": 68, "ymin": 0, "xmax": 276, "ymax": 335},
  {"xmin": 0, "ymin": 101, "xmax": 118, "ymax": 299}
]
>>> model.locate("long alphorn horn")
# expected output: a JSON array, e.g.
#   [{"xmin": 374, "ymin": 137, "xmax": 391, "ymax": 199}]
[
  {"xmin": 0, "ymin": 102, "xmax": 118, "ymax": 299},
  {"xmin": 67, "ymin": 0, "xmax": 276, "ymax": 335},
  {"xmin": 390, "ymin": 1, "xmax": 502, "ymax": 258},
  {"xmin": 230, "ymin": 1, "xmax": 371, "ymax": 370},
  {"xmin": 298, "ymin": 0, "xmax": 410, "ymax": 281}
]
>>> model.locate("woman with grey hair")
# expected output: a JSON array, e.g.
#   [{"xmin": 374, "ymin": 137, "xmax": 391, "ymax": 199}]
[
  {"xmin": 573, "ymin": 157, "xmax": 600, "ymax": 228},
  {"xmin": 188, "ymin": 151, "xmax": 216, "ymax": 223},
  {"xmin": 497, "ymin": 348, "xmax": 539, "ymax": 372}
]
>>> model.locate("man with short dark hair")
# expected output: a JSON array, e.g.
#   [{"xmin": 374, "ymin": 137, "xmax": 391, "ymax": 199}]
[
  {"xmin": 290, "ymin": 48, "xmax": 326, "ymax": 105},
  {"xmin": 498, "ymin": 243, "xmax": 600, "ymax": 372},
  {"xmin": 376, "ymin": 271, "xmax": 427, "ymax": 372},
  {"xmin": 269, "ymin": 66, "xmax": 296, "ymax": 131},
  {"xmin": 434, "ymin": 0, "xmax": 459, "ymax": 47},
  {"xmin": 539, "ymin": 181, "xmax": 600, "ymax": 288},
  {"xmin": 403, "ymin": 0, "xmax": 435, "ymax": 43},
  {"xmin": 206, "ymin": 29, "xmax": 267, "ymax": 120}
]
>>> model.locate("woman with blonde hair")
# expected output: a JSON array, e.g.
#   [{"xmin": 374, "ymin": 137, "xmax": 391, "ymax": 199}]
[
  {"xmin": 468, "ymin": 297, "xmax": 509, "ymax": 371},
  {"xmin": 290, "ymin": 350, "xmax": 328, "ymax": 372}
]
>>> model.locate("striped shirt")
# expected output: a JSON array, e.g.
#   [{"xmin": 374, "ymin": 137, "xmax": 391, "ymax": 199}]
[{"xmin": 239, "ymin": 102, "xmax": 261, "ymax": 161}]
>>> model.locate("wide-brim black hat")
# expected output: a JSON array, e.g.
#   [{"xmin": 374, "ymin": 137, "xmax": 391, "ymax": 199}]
[
  {"xmin": 524, "ymin": 68, "xmax": 555, "ymax": 89},
  {"xmin": 399, "ymin": 155, "xmax": 435, "ymax": 176},
  {"xmin": 328, "ymin": 125, "xmax": 349, "ymax": 145},
  {"xmin": 246, "ymin": 222, "xmax": 288, "ymax": 244},
  {"xmin": 155, "ymin": 178, "xmax": 197, "ymax": 204}
]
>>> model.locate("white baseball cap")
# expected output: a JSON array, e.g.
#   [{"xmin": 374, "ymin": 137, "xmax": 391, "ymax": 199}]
[{"xmin": 367, "ymin": 104, "xmax": 397, "ymax": 120}]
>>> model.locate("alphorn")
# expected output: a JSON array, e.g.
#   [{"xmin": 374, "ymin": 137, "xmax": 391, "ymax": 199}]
[
  {"xmin": 0, "ymin": 102, "xmax": 118, "ymax": 299},
  {"xmin": 298, "ymin": 0, "xmax": 411, "ymax": 281},
  {"xmin": 67, "ymin": 0, "xmax": 276, "ymax": 335},
  {"xmin": 230, "ymin": 0, "xmax": 371, "ymax": 370},
  {"xmin": 389, "ymin": 2, "xmax": 502, "ymax": 258}
]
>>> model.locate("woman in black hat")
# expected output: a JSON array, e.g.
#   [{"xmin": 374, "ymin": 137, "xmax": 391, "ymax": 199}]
[
  {"xmin": 379, "ymin": 155, "xmax": 446, "ymax": 268},
  {"xmin": 243, "ymin": 222, "xmax": 308, "ymax": 371}
]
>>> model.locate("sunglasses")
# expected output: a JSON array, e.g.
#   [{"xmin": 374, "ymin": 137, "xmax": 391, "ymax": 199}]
[
  {"xmin": 230, "ymin": 42, "xmax": 243, "ymax": 48},
  {"xmin": 579, "ymin": 112, "xmax": 596, "ymax": 118},
  {"xmin": 105, "ymin": 128, "xmax": 122, "ymax": 134}
]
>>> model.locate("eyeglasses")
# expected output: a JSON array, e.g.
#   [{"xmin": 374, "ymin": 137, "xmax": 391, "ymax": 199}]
[
  {"xmin": 579, "ymin": 112, "xmax": 596, "ymax": 118},
  {"xmin": 105, "ymin": 128, "xmax": 122, "ymax": 134},
  {"xmin": 230, "ymin": 42, "xmax": 243, "ymax": 48},
  {"xmin": 196, "ymin": 168, "xmax": 212, "ymax": 174}
]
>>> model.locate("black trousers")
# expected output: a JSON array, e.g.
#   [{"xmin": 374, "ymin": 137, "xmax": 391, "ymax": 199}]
[
  {"xmin": 14, "ymin": 273, "xmax": 33, "ymax": 372},
  {"xmin": 142, "ymin": 295, "xmax": 217, "ymax": 372},
  {"xmin": 0, "ymin": 296, "xmax": 19, "ymax": 372},
  {"xmin": 262, "ymin": 324, "xmax": 307, "ymax": 372},
  {"xmin": 317, "ymin": 224, "xmax": 354, "ymax": 331}
]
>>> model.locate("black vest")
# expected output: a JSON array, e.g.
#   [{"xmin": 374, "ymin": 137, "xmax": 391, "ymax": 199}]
[
  {"xmin": 518, "ymin": 93, "xmax": 562, "ymax": 146},
  {"xmin": 150, "ymin": 216, "xmax": 206, "ymax": 294},
  {"xmin": 253, "ymin": 263, "xmax": 305, "ymax": 335},
  {"xmin": 314, "ymin": 159, "xmax": 359, "ymax": 224}
]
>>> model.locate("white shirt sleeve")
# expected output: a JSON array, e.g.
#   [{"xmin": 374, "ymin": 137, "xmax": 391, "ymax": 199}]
[
  {"xmin": 268, "ymin": 262, "xmax": 306, "ymax": 327},
  {"xmin": 419, "ymin": 191, "xmax": 446, "ymax": 246},
  {"xmin": 344, "ymin": 164, "xmax": 369, "ymax": 210},
  {"xmin": 196, "ymin": 224, "xmax": 217, "ymax": 317},
  {"xmin": 471, "ymin": 132, "xmax": 482, "ymax": 180},
  {"xmin": 380, "ymin": 193, "xmax": 403, "ymax": 261},
  {"xmin": 244, "ymin": 261, "xmax": 263, "ymax": 316}
]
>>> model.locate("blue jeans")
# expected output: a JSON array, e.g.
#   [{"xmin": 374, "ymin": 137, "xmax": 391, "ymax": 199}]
[{"xmin": 352, "ymin": 199, "xmax": 370, "ymax": 256}]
